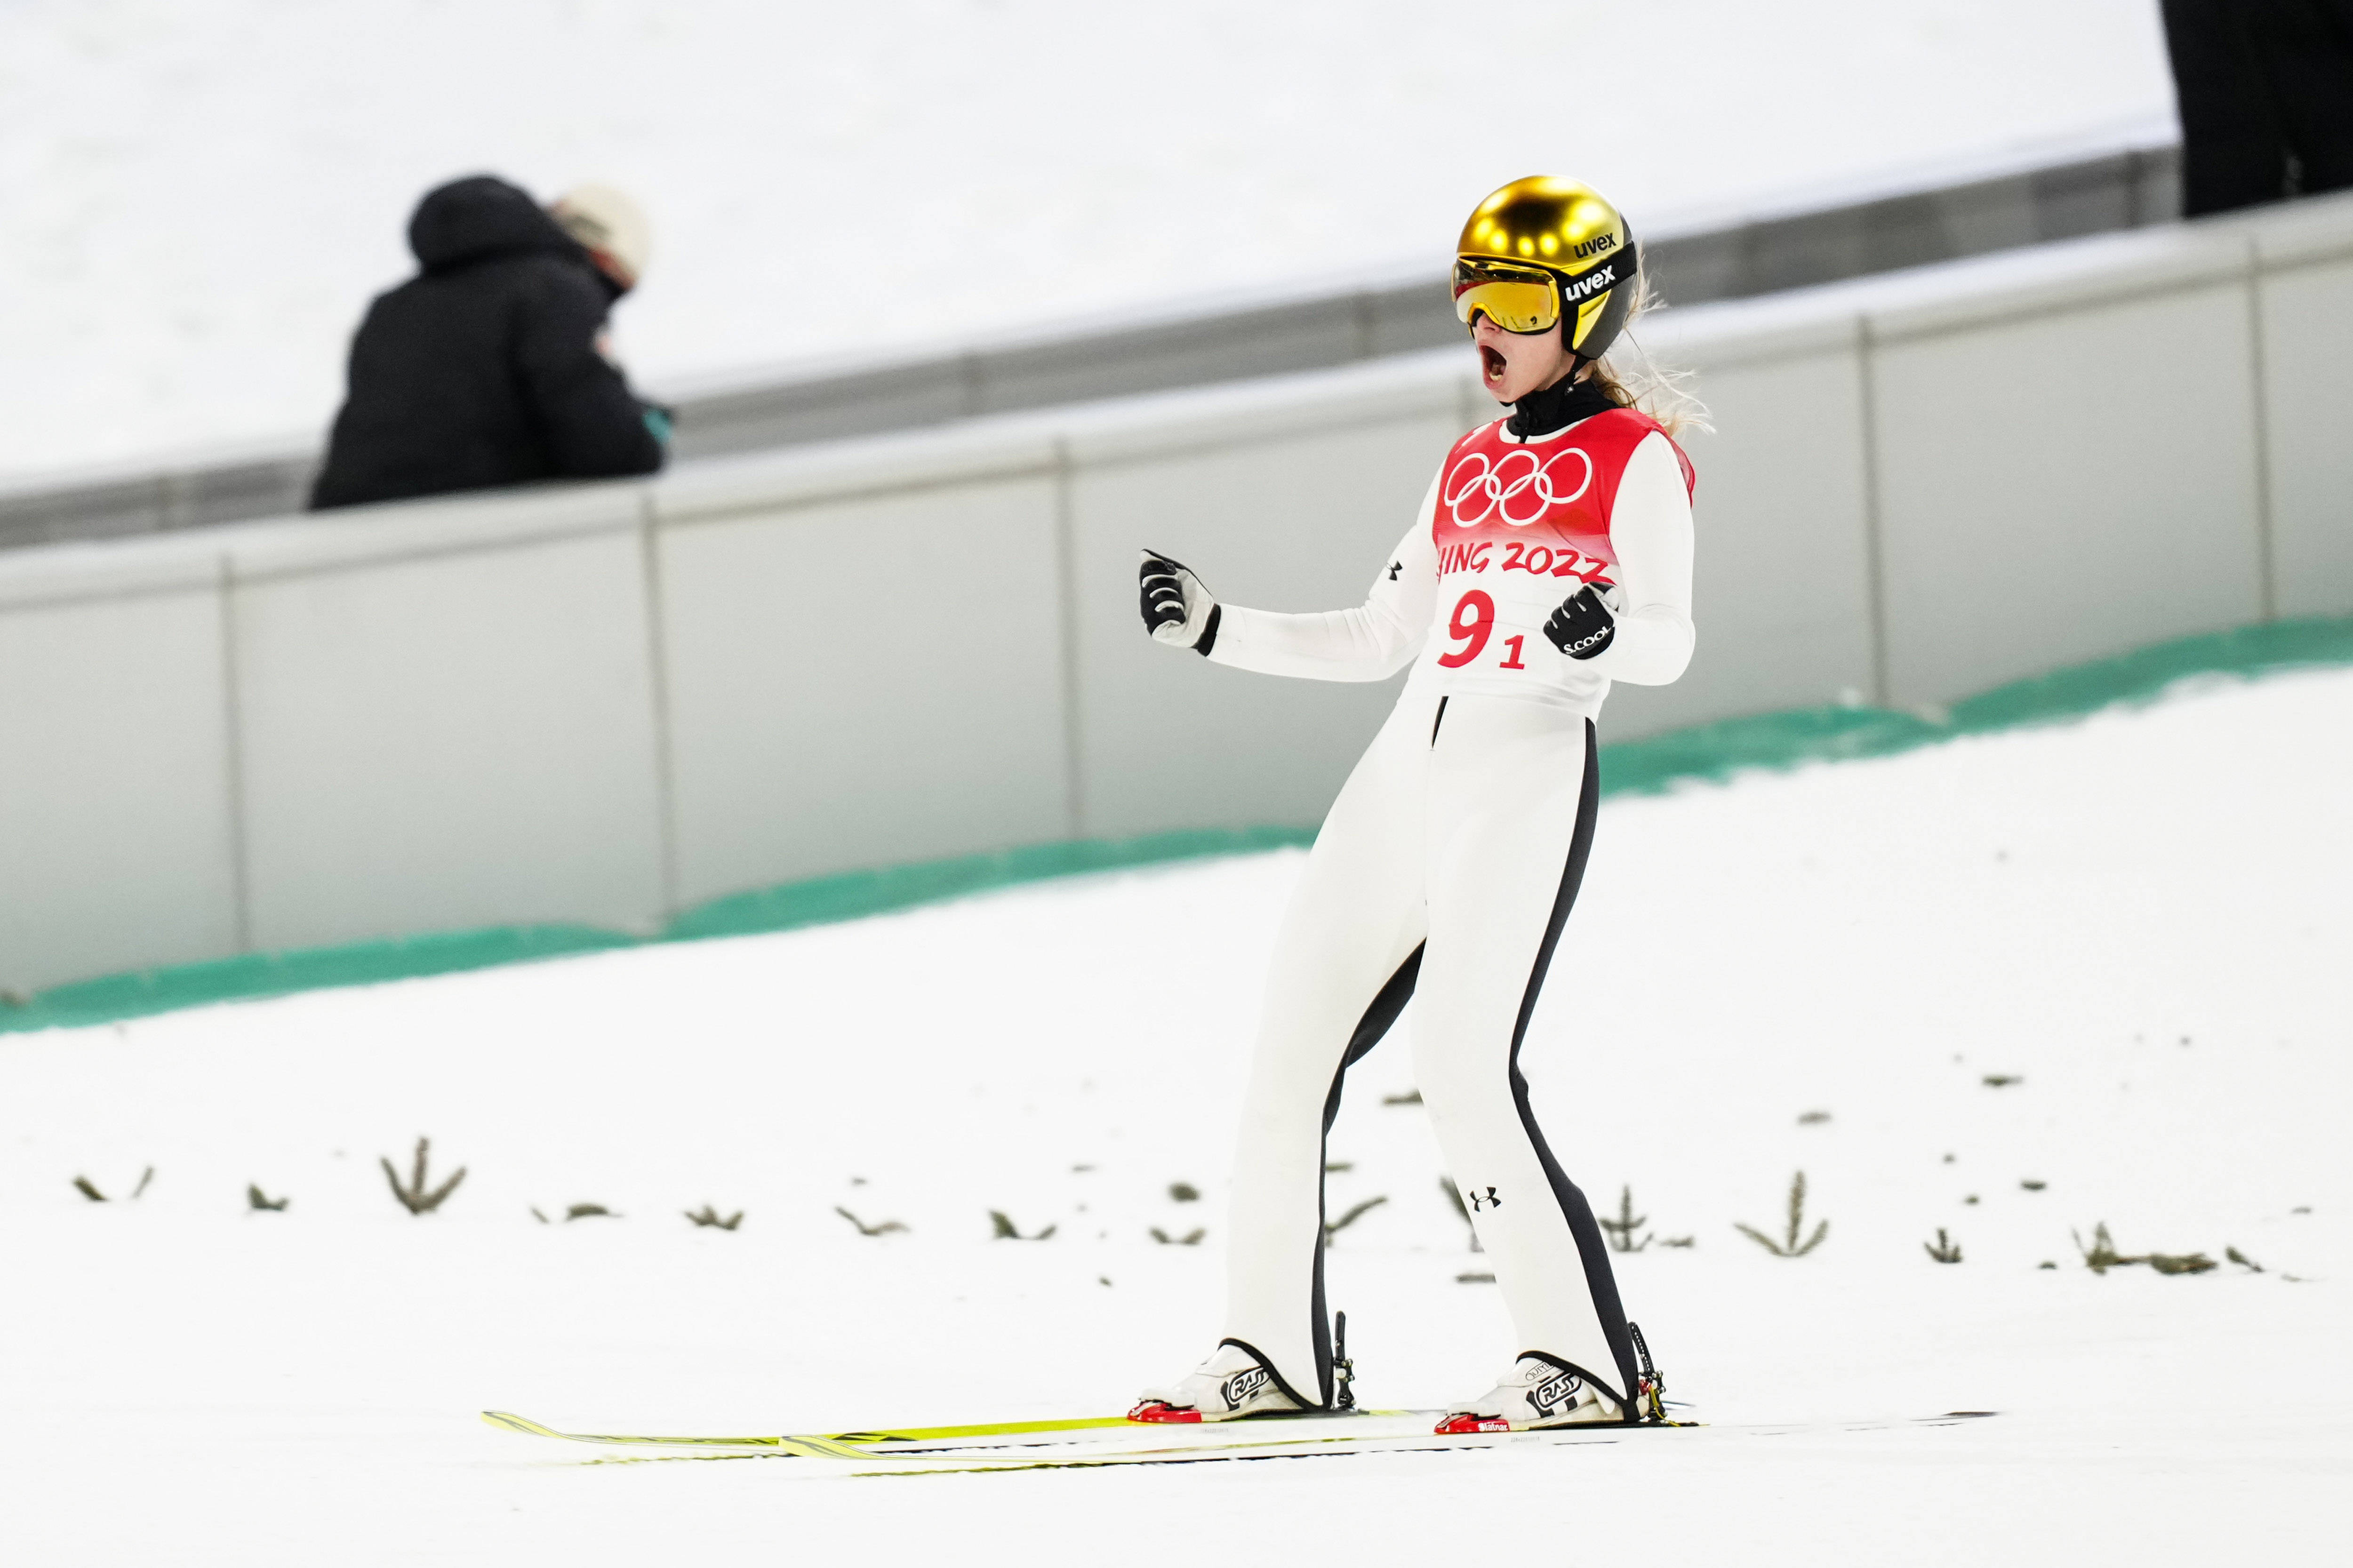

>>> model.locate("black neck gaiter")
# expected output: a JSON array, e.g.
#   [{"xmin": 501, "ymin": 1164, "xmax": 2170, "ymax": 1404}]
[{"xmin": 1506, "ymin": 371, "xmax": 1619, "ymax": 438}]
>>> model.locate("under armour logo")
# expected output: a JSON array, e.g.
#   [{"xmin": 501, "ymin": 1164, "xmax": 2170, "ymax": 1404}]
[
  {"xmin": 1388, "ymin": 560, "xmax": 1402, "ymax": 580},
  {"xmin": 1466, "ymin": 1186, "xmax": 1501, "ymax": 1211}
]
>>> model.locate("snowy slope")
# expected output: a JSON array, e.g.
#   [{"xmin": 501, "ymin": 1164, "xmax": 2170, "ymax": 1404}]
[
  {"xmin": 1, "ymin": 664, "xmax": 2345, "ymax": 1564},
  {"xmin": 0, "ymin": 0, "xmax": 2179, "ymax": 480}
]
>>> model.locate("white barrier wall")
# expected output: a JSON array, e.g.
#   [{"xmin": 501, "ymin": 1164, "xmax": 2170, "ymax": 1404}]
[
  {"xmin": 2260, "ymin": 203, "xmax": 2353, "ymax": 618},
  {"xmin": 0, "ymin": 554, "xmax": 242, "ymax": 983},
  {"xmin": 231, "ymin": 489, "xmax": 670, "ymax": 949},
  {"xmin": 656, "ymin": 441, "xmax": 1074, "ymax": 907},
  {"xmin": 5, "ymin": 192, "xmax": 2351, "ymax": 993}
]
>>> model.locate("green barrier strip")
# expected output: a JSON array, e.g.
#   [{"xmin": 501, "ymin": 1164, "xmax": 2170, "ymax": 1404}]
[
  {"xmin": 6, "ymin": 615, "xmax": 2348, "ymax": 1036},
  {"xmin": 2, "ymin": 926, "xmax": 640, "ymax": 1036},
  {"xmin": 0, "ymin": 829, "xmax": 1316, "ymax": 1036},
  {"xmin": 662, "ymin": 826, "xmax": 1315, "ymax": 942},
  {"xmin": 1597, "ymin": 614, "xmax": 2353, "ymax": 798}
]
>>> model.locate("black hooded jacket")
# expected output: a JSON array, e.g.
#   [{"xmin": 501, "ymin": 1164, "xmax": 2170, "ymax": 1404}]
[{"xmin": 311, "ymin": 176, "xmax": 665, "ymax": 510}]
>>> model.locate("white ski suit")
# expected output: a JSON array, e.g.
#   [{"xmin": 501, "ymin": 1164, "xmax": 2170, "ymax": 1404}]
[{"xmin": 1200, "ymin": 405, "xmax": 1696, "ymax": 1411}]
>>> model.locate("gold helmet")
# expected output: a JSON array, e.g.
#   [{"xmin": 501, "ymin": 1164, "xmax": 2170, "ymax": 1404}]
[{"xmin": 1453, "ymin": 176, "xmax": 1638, "ymax": 362}]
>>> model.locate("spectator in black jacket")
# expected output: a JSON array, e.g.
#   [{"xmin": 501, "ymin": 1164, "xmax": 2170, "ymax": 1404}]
[
  {"xmin": 2161, "ymin": 0, "xmax": 2353, "ymax": 216},
  {"xmin": 311, "ymin": 175, "xmax": 667, "ymax": 511}
]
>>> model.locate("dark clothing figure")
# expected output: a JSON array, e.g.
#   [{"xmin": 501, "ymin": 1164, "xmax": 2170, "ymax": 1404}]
[
  {"xmin": 312, "ymin": 176, "xmax": 665, "ymax": 511},
  {"xmin": 2162, "ymin": 0, "xmax": 2353, "ymax": 216}
]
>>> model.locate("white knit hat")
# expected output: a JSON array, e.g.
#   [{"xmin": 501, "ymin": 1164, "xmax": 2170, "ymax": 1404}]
[{"xmin": 550, "ymin": 183, "xmax": 652, "ymax": 289}]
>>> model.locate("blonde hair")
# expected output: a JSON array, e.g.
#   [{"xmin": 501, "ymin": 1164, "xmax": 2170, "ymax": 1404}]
[{"xmin": 1585, "ymin": 272, "xmax": 1711, "ymax": 440}]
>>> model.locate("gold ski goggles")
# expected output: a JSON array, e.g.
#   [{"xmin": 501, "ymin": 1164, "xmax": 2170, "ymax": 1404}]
[{"xmin": 1452, "ymin": 258, "xmax": 1569, "ymax": 335}]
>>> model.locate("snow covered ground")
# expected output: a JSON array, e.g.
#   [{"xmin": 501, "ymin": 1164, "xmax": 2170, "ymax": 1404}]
[
  {"xmin": 0, "ymin": 0, "xmax": 2180, "ymax": 480},
  {"xmin": 5, "ymin": 664, "xmax": 2346, "ymax": 1564}
]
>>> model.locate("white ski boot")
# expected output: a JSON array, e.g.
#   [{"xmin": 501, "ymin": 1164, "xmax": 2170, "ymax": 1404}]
[
  {"xmin": 1130, "ymin": 1342, "xmax": 1306, "ymax": 1424},
  {"xmin": 1434, "ymin": 1354, "xmax": 1623, "ymax": 1433}
]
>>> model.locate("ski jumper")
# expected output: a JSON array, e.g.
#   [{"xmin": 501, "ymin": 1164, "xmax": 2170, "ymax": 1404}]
[{"xmin": 1205, "ymin": 406, "xmax": 1696, "ymax": 1412}]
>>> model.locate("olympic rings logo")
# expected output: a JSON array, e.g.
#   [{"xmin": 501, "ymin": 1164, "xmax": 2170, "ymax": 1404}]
[{"xmin": 1442, "ymin": 447, "xmax": 1593, "ymax": 528}]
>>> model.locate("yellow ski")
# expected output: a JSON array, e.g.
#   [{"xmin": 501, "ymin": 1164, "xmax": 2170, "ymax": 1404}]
[{"xmin": 480, "ymin": 1407, "xmax": 1410, "ymax": 1459}]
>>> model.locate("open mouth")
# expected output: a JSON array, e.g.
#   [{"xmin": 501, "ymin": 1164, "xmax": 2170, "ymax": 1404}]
[{"xmin": 1479, "ymin": 344, "xmax": 1507, "ymax": 382}]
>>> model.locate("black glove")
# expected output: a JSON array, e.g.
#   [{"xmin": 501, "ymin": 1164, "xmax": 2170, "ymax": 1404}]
[
  {"xmin": 1139, "ymin": 550, "xmax": 1220, "ymax": 655},
  {"xmin": 1543, "ymin": 581, "xmax": 1617, "ymax": 660}
]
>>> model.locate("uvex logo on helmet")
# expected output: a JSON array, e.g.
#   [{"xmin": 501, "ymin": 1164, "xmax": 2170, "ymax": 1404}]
[
  {"xmin": 1561, "ymin": 262, "xmax": 1619, "ymax": 304},
  {"xmin": 1571, "ymin": 232, "xmax": 1618, "ymax": 260}
]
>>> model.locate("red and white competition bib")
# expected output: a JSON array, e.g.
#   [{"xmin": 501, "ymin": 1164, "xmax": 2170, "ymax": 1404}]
[{"xmin": 1422, "ymin": 408, "xmax": 1692, "ymax": 688}]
